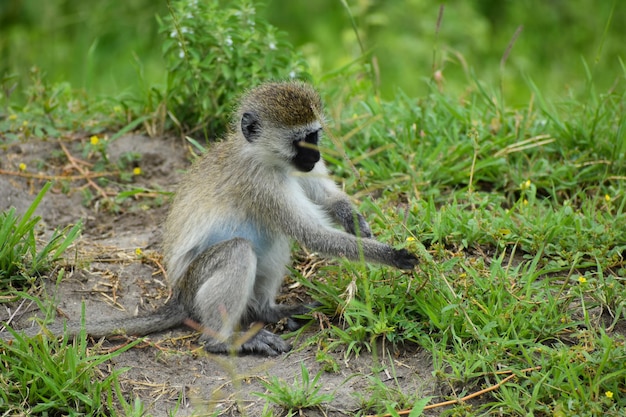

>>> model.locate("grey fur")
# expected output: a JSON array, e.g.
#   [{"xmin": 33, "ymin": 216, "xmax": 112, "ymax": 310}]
[{"xmin": 1, "ymin": 82, "xmax": 417, "ymax": 355}]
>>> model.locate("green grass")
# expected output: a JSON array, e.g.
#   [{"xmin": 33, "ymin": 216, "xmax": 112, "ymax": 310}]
[
  {"xmin": 0, "ymin": 313, "xmax": 142, "ymax": 416},
  {"xmin": 0, "ymin": 183, "xmax": 145, "ymax": 415},
  {"xmin": 294, "ymin": 73, "xmax": 625, "ymax": 415}
]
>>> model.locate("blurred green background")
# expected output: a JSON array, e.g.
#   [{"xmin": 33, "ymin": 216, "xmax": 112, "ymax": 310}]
[{"xmin": 1, "ymin": 0, "xmax": 624, "ymax": 104}]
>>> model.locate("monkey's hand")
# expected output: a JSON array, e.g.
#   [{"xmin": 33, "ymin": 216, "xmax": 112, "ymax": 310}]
[
  {"xmin": 344, "ymin": 212, "xmax": 373, "ymax": 239},
  {"xmin": 328, "ymin": 199, "xmax": 373, "ymax": 238},
  {"xmin": 391, "ymin": 248, "xmax": 419, "ymax": 270}
]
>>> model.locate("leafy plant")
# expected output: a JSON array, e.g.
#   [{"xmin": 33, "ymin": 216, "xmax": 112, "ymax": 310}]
[
  {"xmin": 159, "ymin": 0, "xmax": 310, "ymax": 138},
  {"xmin": 315, "ymin": 348, "xmax": 340, "ymax": 373},
  {"xmin": 0, "ymin": 182, "xmax": 82, "ymax": 290},
  {"xmin": 254, "ymin": 363, "xmax": 334, "ymax": 414}
]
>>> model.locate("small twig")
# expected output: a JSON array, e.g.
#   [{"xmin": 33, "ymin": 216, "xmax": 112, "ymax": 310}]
[
  {"xmin": 1, "ymin": 298, "xmax": 33, "ymax": 330},
  {"xmin": 500, "ymin": 25, "xmax": 524, "ymax": 72},
  {"xmin": 366, "ymin": 366, "xmax": 541, "ymax": 417},
  {"xmin": 467, "ymin": 129, "xmax": 479, "ymax": 210},
  {"xmin": 59, "ymin": 142, "xmax": 111, "ymax": 201},
  {"xmin": 431, "ymin": 4, "xmax": 445, "ymax": 75},
  {"xmin": 99, "ymin": 338, "xmax": 137, "ymax": 354},
  {"xmin": 144, "ymin": 253, "xmax": 168, "ymax": 282},
  {"xmin": 494, "ymin": 134, "xmax": 555, "ymax": 157},
  {"xmin": 0, "ymin": 168, "xmax": 118, "ymax": 181}
]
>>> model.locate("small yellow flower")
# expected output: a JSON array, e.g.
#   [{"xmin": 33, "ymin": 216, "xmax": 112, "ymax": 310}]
[
  {"xmin": 135, "ymin": 248, "xmax": 143, "ymax": 256},
  {"xmin": 113, "ymin": 105, "xmax": 122, "ymax": 113},
  {"xmin": 578, "ymin": 276, "xmax": 587, "ymax": 284},
  {"xmin": 520, "ymin": 179, "xmax": 532, "ymax": 190},
  {"xmin": 133, "ymin": 167, "xmax": 142, "ymax": 176},
  {"xmin": 8, "ymin": 114, "xmax": 17, "ymax": 121},
  {"xmin": 523, "ymin": 199, "xmax": 528, "ymax": 205},
  {"xmin": 605, "ymin": 194, "xmax": 611, "ymax": 202},
  {"xmin": 90, "ymin": 135, "xmax": 99, "ymax": 145},
  {"xmin": 22, "ymin": 120, "xmax": 28, "ymax": 127},
  {"xmin": 18, "ymin": 163, "xmax": 26, "ymax": 171},
  {"xmin": 406, "ymin": 236, "xmax": 416, "ymax": 242},
  {"xmin": 605, "ymin": 391, "xmax": 613, "ymax": 399}
]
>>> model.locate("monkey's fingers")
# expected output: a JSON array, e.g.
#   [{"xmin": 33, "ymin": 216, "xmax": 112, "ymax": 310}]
[
  {"xmin": 392, "ymin": 248, "xmax": 419, "ymax": 270},
  {"xmin": 285, "ymin": 302, "xmax": 322, "ymax": 331},
  {"xmin": 356, "ymin": 214, "xmax": 373, "ymax": 238},
  {"xmin": 203, "ymin": 329, "xmax": 291, "ymax": 356},
  {"xmin": 237, "ymin": 329, "xmax": 291, "ymax": 356}
]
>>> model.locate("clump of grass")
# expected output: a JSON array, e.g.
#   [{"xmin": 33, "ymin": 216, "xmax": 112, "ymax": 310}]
[
  {"xmin": 0, "ymin": 182, "xmax": 81, "ymax": 290},
  {"xmin": 0, "ymin": 317, "xmax": 140, "ymax": 416},
  {"xmin": 254, "ymin": 363, "xmax": 334, "ymax": 414}
]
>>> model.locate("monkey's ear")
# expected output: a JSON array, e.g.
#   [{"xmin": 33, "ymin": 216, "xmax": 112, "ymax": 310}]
[{"xmin": 241, "ymin": 112, "xmax": 261, "ymax": 142}]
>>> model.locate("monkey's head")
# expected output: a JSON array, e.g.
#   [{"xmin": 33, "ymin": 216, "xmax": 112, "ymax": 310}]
[{"xmin": 236, "ymin": 81, "xmax": 324, "ymax": 173}]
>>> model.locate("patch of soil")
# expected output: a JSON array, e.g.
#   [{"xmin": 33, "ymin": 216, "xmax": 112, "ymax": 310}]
[{"xmin": 0, "ymin": 135, "xmax": 438, "ymax": 416}]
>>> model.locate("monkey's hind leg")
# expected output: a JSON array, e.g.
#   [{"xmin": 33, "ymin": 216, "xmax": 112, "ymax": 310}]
[
  {"xmin": 249, "ymin": 301, "xmax": 320, "ymax": 332},
  {"xmin": 183, "ymin": 238, "xmax": 291, "ymax": 356}
]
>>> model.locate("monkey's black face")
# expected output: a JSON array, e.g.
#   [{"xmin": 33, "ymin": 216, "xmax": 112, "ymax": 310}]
[{"xmin": 292, "ymin": 130, "xmax": 321, "ymax": 172}]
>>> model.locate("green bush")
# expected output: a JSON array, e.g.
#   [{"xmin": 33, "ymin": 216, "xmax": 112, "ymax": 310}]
[{"xmin": 159, "ymin": 0, "xmax": 310, "ymax": 138}]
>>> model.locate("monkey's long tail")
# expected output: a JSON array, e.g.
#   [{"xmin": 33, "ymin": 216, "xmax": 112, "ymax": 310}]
[{"xmin": 1, "ymin": 300, "xmax": 187, "ymax": 341}]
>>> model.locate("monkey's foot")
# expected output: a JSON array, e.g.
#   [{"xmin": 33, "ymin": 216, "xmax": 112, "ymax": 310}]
[
  {"xmin": 284, "ymin": 301, "xmax": 323, "ymax": 331},
  {"xmin": 203, "ymin": 329, "xmax": 291, "ymax": 356}
]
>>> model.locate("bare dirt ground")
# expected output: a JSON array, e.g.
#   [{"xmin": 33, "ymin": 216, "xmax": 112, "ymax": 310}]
[{"xmin": 1, "ymin": 134, "xmax": 439, "ymax": 416}]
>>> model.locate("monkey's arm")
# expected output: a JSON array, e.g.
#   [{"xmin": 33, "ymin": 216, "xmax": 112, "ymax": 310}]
[
  {"xmin": 298, "ymin": 172, "xmax": 372, "ymax": 238},
  {"xmin": 274, "ymin": 186, "xmax": 416, "ymax": 270}
]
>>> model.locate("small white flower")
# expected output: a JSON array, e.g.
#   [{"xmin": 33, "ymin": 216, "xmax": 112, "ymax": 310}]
[
  {"xmin": 170, "ymin": 30, "xmax": 177, "ymax": 38},
  {"xmin": 181, "ymin": 26, "xmax": 190, "ymax": 33},
  {"xmin": 289, "ymin": 71, "xmax": 296, "ymax": 78},
  {"xmin": 269, "ymin": 42, "xmax": 276, "ymax": 50},
  {"xmin": 225, "ymin": 35, "xmax": 233, "ymax": 46},
  {"xmin": 179, "ymin": 50, "xmax": 185, "ymax": 58}
]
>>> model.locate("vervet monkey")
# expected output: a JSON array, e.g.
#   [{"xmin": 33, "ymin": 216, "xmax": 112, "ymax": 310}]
[{"xmin": 2, "ymin": 81, "xmax": 418, "ymax": 355}]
